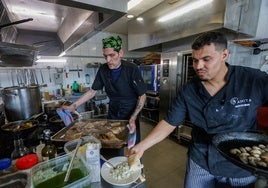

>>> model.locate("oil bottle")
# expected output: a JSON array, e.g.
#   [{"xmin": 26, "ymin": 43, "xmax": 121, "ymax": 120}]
[{"xmin": 41, "ymin": 129, "xmax": 57, "ymax": 161}]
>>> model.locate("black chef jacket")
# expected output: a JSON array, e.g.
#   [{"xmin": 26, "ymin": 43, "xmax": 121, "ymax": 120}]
[
  {"xmin": 91, "ymin": 60, "xmax": 147, "ymax": 142},
  {"xmin": 165, "ymin": 63, "xmax": 268, "ymax": 178}
]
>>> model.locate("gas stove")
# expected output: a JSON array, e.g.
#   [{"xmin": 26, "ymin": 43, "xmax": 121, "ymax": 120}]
[{"xmin": 0, "ymin": 112, "xmax": 65, "ymax": 158}]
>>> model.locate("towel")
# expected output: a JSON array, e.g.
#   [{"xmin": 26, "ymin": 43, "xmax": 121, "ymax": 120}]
[
  {"xmin": 127, "ymin": 124, "xmax": 136, "ymax": 149},
  {"xmin": 56, "ymin": 109, "xmax": 74, "ymax": 126}
]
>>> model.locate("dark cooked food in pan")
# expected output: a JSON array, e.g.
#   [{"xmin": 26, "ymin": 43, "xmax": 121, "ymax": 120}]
[
  {"xmin": 229, "ymin": 144, "xmax": 268, "ymax": 168},
  {"xmin": 213, "ymin": 132, "xmax": 268, "ymax": 177},
  {"xmin": 2, "ymin": 120, "xmax": 38, "ymax": 132}
]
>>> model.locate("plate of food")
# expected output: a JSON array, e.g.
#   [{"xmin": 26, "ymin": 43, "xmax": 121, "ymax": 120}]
[{"xmin": 101, "ymin": 156, "xmax": 143, "ymax": 186}]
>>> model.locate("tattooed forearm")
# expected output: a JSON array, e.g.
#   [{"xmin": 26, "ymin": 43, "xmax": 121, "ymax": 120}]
[{"xmin": 131, "ymin": 94, "xmax": 146, "ymax": 119}]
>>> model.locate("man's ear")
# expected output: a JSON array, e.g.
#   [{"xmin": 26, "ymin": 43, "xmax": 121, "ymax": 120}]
[
  {"xmin": 119, "ymin": 49, "xmax": 124, "ymax": 57},
  {"xmin": 222, "ymin": 48, "xmax": 229, "ymax": 60}
]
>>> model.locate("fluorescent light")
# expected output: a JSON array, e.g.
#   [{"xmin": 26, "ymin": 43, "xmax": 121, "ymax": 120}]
[
  {"xmin": 36, "ymin": 58, "xmax": 66, "ymax": 63},
  {"xmin": 58, "ymin": 51, "xmax": 66, "ymax": 57},
  {"xmin": 127, "ymin": 14, "xmax": 135, "ymax": 19},
  {"xmin": 128, "ymin": 0, "xmax": 143, "ymax": 10},
  {"xmin": 158, "ymin": 0, "xmax": 213, "ymax": 22},
  {"xmin": 136, "ymin": 17, "xmax": 144, "ymax": 21}
]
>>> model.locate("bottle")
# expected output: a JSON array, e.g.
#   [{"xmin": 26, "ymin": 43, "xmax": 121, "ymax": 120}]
[
  {"xmin": 11, "ymin": 138, "xmax": 29, "ymax": 160},
  {"xmin": 79, "ymin": 83, "xmax": 84, "ymax": 93},
  {"xmin": 72, "ymin": 81, "xmax": 79, "ymax": 93},
  {"xmin": 85, "ymin": 74, "xmax": 90, "ymax": 84},
  {"xmin": 41, "ymin": 129, "xmax": 57, "ymax": 161}
]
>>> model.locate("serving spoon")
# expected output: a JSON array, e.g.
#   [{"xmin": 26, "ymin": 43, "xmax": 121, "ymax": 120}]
[
  {"xmin": 64, "ymin": 138, "xmax": 82, "ymax": 183},
  {"xmin": 100, "ymin": 155, "xmax": 116, "ymax": 169}
]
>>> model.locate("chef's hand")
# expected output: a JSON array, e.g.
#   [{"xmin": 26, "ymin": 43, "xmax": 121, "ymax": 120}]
[
  {"xmin": 126, "ymin": 144, "xmax": 144, "ymax": 160},
  {"xmin": 129, "ymin": 116, "xmax": 136, "ymax": 133},
  {"xmin": 61, "ymin": 104, "xmax": 75, "ymax": 112}
]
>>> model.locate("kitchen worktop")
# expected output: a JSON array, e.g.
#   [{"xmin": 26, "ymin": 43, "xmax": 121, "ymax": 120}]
[{"xmin": 0, "ymin": 154, "xmax": 146, "ymax": 188}]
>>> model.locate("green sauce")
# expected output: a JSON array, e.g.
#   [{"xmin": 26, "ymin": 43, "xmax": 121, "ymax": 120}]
[{"xmin": 35, "ymin": 168, "xmax": 86, "ymax": 188}]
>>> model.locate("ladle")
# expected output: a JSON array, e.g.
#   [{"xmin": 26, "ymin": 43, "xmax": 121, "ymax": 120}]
[{"xmin": 64, "ymin": 138, "xmax": 82, "ymax": 183}]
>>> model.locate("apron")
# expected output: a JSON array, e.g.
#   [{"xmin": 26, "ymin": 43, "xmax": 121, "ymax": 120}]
[{"xmin": 105, "ymin": 67, "xmax": 141, "ymax": 144}]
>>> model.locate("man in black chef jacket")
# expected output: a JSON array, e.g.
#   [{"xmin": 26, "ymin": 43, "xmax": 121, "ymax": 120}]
[
  {"xmin": 127, "ymin": 31, "xmax": 268, "ymax": 187},
  {"xmin": 63, "ymin": 35, "xmax": 147, "ymax": 154}
]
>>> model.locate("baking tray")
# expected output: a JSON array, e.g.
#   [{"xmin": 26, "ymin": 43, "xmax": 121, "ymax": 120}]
[{"xmin": 51, "ymin": 119, "xmax": 129, "ymax": 149}]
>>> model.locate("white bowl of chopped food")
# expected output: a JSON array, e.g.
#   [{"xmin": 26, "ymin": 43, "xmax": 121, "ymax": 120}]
[{"xmin": 101, "ymin": 156, "xmax": 142, "ymax": 186}]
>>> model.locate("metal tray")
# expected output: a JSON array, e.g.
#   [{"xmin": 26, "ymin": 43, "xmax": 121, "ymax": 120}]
[
  {"xmin": 51, "ymin": 119, "xmax": 129, "ymax": 149},
  {"xmin": 212, "ymin": 132, "xmax": 268, "ymax": 177}
]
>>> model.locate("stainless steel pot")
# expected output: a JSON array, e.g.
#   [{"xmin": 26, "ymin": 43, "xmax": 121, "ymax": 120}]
[{"xmin": 1, "ymin": 86, "xmax": 42, "ymax": 122}]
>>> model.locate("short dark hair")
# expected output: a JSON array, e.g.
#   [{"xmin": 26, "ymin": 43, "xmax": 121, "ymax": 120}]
[{"xmin": 191, "ymin": 31, "xmax": 227, "ymax": 51}]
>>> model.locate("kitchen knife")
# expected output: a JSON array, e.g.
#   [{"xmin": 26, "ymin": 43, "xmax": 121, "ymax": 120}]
[{"xmin": 127, "ymin": 124, "xmax": 136, "ymax": 149}]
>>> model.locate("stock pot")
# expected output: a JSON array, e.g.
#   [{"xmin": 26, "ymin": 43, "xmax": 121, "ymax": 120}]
[{"xmin": 1, "ymin": 86, "xmax": 42, "ymax": 122}]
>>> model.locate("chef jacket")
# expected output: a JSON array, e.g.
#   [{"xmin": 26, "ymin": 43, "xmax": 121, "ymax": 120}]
[
  {"xmin": 92, "ymin": 60, "xmax": 147, "ymax": 120},
  {"xmin": 165, "ymin": 63, "xmax": 268, "ymax": 178}
]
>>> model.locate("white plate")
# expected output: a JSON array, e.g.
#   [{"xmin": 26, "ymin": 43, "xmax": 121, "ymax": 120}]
[{"xmin": 101, "ymin": 156, "xmax": 141, "ymax": 186}]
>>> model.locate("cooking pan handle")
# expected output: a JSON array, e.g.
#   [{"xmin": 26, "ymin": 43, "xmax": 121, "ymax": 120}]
[
  {"xmin": 1, "ymin": 89, "xmax": 17, "ymax": 96},
  {"xmin": 74, "ymin": 111, "xmax": 82, "ymax": 120}
]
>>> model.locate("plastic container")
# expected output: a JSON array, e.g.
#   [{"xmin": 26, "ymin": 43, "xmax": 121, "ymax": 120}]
[
  {"xmin": 15, "ymin": 154, "xmax": 38, "ymax": 170},
  {"xmin": 31, "ymin": 153, "xmax": 91, "ymax": 188},
  {"xmin": 64, "ymin": 136, "xmax": 101, "ymax": 182},
  {"xmin": 0, "ymin": 158, "xmax": 12, "ymax": 175},
  {"xmin": 64, "ymin": 136, "xmax": 101, "ymax": 160}
]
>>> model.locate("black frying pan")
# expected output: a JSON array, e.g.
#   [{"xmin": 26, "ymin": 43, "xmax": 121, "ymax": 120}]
[{"xmin": 212, "ymin": 132, "xmax": 268, "ymax": 177}]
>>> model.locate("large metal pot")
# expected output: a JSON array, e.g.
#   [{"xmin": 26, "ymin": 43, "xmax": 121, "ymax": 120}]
[{"xmin": 1, "ymin": 86, "xmax": 42, "ymax": 122}]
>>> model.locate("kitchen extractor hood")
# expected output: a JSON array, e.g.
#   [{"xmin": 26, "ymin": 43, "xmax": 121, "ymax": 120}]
[
  {"xmin": 0, "ymin": 0, "xmax": 127, "ymax": 66},
  {"xmin": 127, "ymin": 0, "xmax": 262, "ymax": 51}
]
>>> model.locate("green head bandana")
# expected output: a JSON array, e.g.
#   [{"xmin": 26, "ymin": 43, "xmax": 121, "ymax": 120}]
[{"xmin": 102, "ymin": 35, "xmax": 122, "ymax": 51}]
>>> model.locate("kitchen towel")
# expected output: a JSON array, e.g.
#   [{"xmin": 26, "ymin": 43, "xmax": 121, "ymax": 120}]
[
  {"xmin": 56, "ymin": 109, "xmax": 74, "ymax": 126},
  {"xmin": 127, "ymin": 124, "xmax": 136, "ymax": 149}
]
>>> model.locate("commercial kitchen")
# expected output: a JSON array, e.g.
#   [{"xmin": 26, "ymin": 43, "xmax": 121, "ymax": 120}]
[{"xmin": 0, "ymin": 0, "xmax": 268, "ymax": 187}]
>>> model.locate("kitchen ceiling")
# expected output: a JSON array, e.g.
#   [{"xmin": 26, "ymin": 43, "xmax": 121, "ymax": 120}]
[
  {"xmin": 104, "ymin": 0, "xmax": 165, "ymax": 34},
  {"xmin": 0, "ymin": 0, "xmax": 127, "ymax": 60}
]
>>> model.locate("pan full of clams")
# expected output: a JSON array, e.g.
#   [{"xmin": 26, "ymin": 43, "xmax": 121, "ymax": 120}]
[{"xmin": 212, "ymin": 132, "xmax": 268, "ymax": 177}]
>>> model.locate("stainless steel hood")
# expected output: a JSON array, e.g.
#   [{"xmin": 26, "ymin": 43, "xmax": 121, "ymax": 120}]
[
  {"xmin": 127, "ymin": 0, "xmax": 262, "ymax": 51},
  {"xmin": 0, "ymin": 0, "xmax": 127, "ymax": 66}
]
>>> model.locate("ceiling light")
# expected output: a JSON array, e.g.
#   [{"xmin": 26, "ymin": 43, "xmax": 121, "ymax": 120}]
[
  {"xmin": 36, "ymin": 58, "xmax": 66, "ymax": 63},
  {"xmin": 127, "ymin": 14, "xmax": 135, "ymax": 19},
  {"xmin": 58, "ymin": 51, "xmax": 66, "ymax": 57},
  {"xmin": 158, "ymin": 0, "xmax": 213, "ymax": 22},
  {"xmin": 136, "ymin": 17, "xmax": 144, "ymax": 21},
  {"xmin": 128, "ymin": 0, "xmax": 143, "ymax": 10}
]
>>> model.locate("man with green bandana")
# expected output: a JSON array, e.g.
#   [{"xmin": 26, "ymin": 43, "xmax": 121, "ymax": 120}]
[{"xmin": 63, "ymin": 35, "xmax": 147, "ymax": 155}]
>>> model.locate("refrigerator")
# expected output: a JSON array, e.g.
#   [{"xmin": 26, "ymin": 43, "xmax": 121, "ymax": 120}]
[
  {"xmin": 139, "ymin": 64, "xmax": 161, "ymax": 123},
  {"xmin": 159, "ymin": 51, "xmax": 195, "ymax": 142}
]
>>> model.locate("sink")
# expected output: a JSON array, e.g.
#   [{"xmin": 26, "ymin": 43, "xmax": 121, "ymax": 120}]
[{"xmin": 0, "ymin": 171, "xmax": 30, "ymax": 188}]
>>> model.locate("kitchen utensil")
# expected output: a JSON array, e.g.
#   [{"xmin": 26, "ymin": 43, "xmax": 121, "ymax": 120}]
[
  {"xmin": 47, "ymin": 66, "xmax": 52, "ymax": 82},
  {"xmin": 1, "ymin": 86, "xmax": 42, "ymax": 122},
  {"xmin": 51, "ymin": 119, "xmax": 128, "ymax": 149},
  {"xmin": 100, "ymin": 156, "xmax": 141, "ymax": 186},
  {"xmin": 212, "ymin": 132, "xmax": 268, "ymax": 178},
  {"xmin": 77, "ymin": 65, "xmax": 80, "ymax": 78},
  {"xmin": 64, "ymin": 138, "xmax": 82, "ymax": 183},
  {"xmin": 100, "ymin": 155, "xmax": 116, "ymax": 169},
  {"xmin": 253, "ymin": 48, "xmax": 268, "ymax": 55},
  {"xmin": 10, "ymin": 70, "xmax": 15, "ymax": 86}
]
